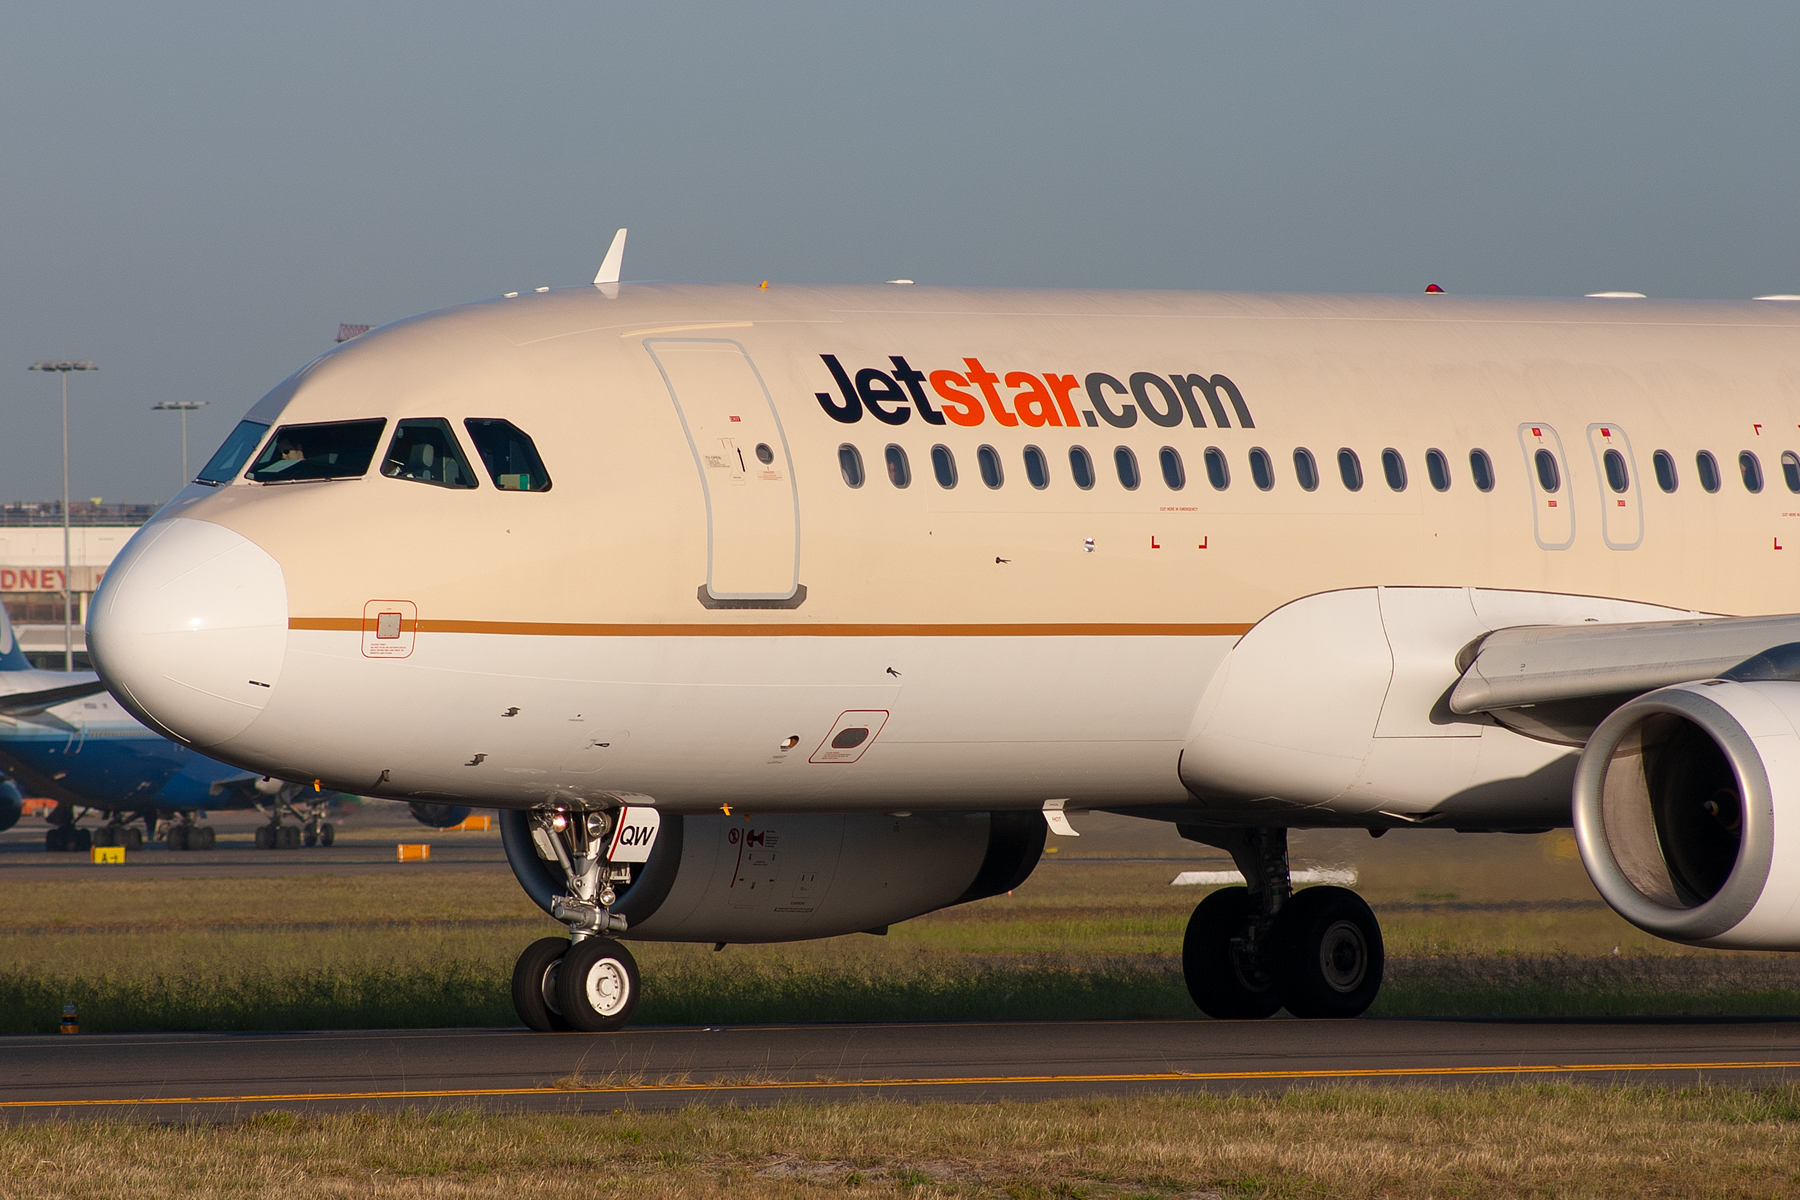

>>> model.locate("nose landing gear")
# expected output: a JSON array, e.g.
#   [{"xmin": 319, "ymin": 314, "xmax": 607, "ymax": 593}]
[
  {"xmin": 505, "ymin": 806, "xmax": 642, "ymax": 1033},
  {"xmin": 1177, "ymin": 826, "xmax": 1385, "ymax": 1020}
]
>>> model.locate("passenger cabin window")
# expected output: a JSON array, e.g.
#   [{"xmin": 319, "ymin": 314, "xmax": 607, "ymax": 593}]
[
  {"xmin": 1653, "ymin": 449, "xmax": 1677, "ymax": 492},
  {"xmin": 1533, "ymin": 448, "xmax": 1561, "ymax": 493},
  {"xmin": 1159, "ymin": 447, "xmax": 1185, "ymax": 490},
  {"xmin": 1203, "ymin": 447, "xmax": 1229, "ymax": 490},
  {"xmin": 1338, "ymin": 448, "xmax": 1363, "ymax": 491},
  {"xmin": 1469, "ymin": 449, "xmax": 1495, "ymax": 493},
  {"xmin": 1696, "ymin": 450, "xmax": 1721, "ymax": 494},
  {"xmin": 197, "ymin": 420, "xmax": 269, "ymax": 485},
  {"xmin": 839, "ymin": 443, "xmax": 865, "ymax": 488},
  {"xmin": 246, "ymin": 419, "xmax": 387, "ymax": 484},
  {"xmin": 931, "ymin": 444, "xmax": 957, "ymax": 488},
  {"xmin": 1783, "ymin": 452, "xmax": 1800, "ymax": 493},
  {"xmin": 1382, "ymin": 448, "xmax": 1407, "ymax": 492},
  {"xmin": 885, "ymin": 444, "xmax": 912, "ymax": 488},
  {"xmin": 1114, "ymin": 446, "xmax": 1140, "ymax": 490},
  {"xmin": 464, "ymin": 419, "xmax": 552, "ymax": 491},
  {"xmin": 1024, "ymin": 445, "xmax": 1050, "ymax": 490},
  {"xmin": 1741, "ymin": 451, "xmax": 1764, "ymax": 493},
  {"xmin": 382, "ymin": 419, "xmax": 477, "ymax": 488},
  {"xmin": 1069, "ymin": 446, "xmax": 1096, "ymax": 490},
  {"xmin": 1425, "ymin": 448, "xmax": 1450, "ymax": 492},
  {"xmin": 1602, "ymin": 449, "xmax": 1630, "ymax": 493},
  {"xmin": 1249, "ymin": 447, "xmax": 1274, "ymax": 491},
  {"xmin": 977, "ymin": 444, "xmax": 1003, "ymax": 489},
  {"xmin": 1294, "ymin": 448, "xmax": 1319, "ymax": 491}
]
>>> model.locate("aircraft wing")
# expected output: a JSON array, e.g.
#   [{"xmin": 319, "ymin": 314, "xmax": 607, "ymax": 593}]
[
  {"xmin": 0, "ymin": 679, "xmax": 111, "ymax": 720},
  {"xmin": 1449, "ymin": 614, "xmax": 1800, "ymax": 744}
]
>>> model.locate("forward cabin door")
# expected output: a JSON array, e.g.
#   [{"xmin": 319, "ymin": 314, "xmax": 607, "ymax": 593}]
[{"xmin": 647, "ymin": 339, "xmax": 800, "ymax": 601}]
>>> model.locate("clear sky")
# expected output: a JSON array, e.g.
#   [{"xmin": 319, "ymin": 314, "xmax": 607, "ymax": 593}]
[{"xmin": 3, "ymin": 2, "xmax": 1796, "ymax": 503}]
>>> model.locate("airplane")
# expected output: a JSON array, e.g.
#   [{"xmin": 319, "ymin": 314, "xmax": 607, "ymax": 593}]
[
  {"xmin": 84, "ymin": 230, "xmax": 1800, "ymax": 1032},
  {"xmin": 0, "ymin": 601, "xmax": 368, "ymax": 849}
]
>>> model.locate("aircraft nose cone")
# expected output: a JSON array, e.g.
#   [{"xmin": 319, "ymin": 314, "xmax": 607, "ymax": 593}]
[{"xmin": 88, "ymin": 517, "xmax": 289, "ymax": 749}]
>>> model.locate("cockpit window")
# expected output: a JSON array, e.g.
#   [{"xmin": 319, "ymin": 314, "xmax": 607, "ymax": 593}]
[
  {"xmin": 196, "ymin": 420, "xmax": 269, "ymax": 485},
  {"xmin": 464, "ymin": 419, "xmax": 553, "ymax": 492},
  {"xmin": 381, "ymin": 419, "xmax": 477, "ymax": 489},
  {"xmin": 245, "ymin": 419, "xmax": 386, "ymax": 483}
]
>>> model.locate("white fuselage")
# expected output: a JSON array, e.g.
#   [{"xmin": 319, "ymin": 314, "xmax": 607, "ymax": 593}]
[{"xmin": 86, "ymin": 284, "xmax": 1800, "ymax": 825}]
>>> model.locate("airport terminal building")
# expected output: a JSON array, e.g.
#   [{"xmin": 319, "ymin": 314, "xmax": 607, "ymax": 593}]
[{"xmin": 0, "ymin": 502, "xmax": 154, "ymax": 669}]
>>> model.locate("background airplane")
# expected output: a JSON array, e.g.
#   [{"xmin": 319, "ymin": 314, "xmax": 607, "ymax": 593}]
[{"xmin": 0, "ymin": 602, "xmax": 382, "ymax": 849}]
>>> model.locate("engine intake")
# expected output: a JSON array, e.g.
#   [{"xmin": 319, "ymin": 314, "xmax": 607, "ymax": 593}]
[{"xmin": 1573, "ymin": 680, "xmax": 1800, "ymax": 948}]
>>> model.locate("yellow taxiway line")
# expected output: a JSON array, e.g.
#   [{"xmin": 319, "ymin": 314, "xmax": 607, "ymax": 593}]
[{"xmin": 6, "ymin": 1059, "xmax": 1800, "ymax": 1109}]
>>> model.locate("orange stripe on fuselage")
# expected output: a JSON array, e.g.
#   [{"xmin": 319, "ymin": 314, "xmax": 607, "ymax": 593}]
[{"xmin": 287, "ymin": 617, "xmax": 1252, "ymax": 638}]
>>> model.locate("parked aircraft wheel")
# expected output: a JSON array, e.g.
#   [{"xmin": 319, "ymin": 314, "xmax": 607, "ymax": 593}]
[
  {"xmin": 318, "ymin": 823, "xmax": 335, "ymax": 847},
  {"xmin": 1270, "ymin": 886, "xmax": 1384, "ymax": 1019},
  {"xmin": 93, "ymin": 826, "xmax": 117, "ymax": 848},
  {"xmin": 281, "ymin": 824, "xmax": 302, "ymax": 850},
  {"xmin": 45, "ymin": 826, "xmax": 69, "ymax": 852},
  {"xmin": 304, "ymin": 829, "xmax": 318, "ymax": 848},
  {"xmin": 253, "ymin": 825, "xmax": 272, "ymax": 850},
  {"xmin": 70, "ymin": 827, "xmax": 92, "ymax": 852},
  {"xmin": 555, "ymin": 938, "xmax": 640, "ymax": 1032},
  {"xmin": 1180, "ymin": 886, "xmax": 1282, "ymax": 1020},
  {"xmin": 122, "ymin": 827, "xmax": 143, "ymax": 852},
  {"xmin": 511, "ymin": 937, "xmax": 573, "ymax": 1032},
  {"xmin": 168, "ymin": 825, "xmax": 190, "ymax": 851},
  {"xmin": 195, "ymin": 825, "xmax": 216, "ymax": 850}
]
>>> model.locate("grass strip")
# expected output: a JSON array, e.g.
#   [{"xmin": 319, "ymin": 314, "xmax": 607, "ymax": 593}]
[
  {"xmin": 7, "ymin": 1086, "xmax": 1800, "ymax": 1197},
  {"xmin": 6, "ymin": 953, "xmax": 1800, "ymax": 1034}
]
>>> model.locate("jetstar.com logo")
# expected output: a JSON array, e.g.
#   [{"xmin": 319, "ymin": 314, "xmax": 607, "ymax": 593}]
[{"xmin": 814, "ymin": 355, "xmax": 1254, "ymax": 431}]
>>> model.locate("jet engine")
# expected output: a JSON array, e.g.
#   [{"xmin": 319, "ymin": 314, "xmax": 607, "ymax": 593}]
[
  {"xmin": 1573, "ymin": 679, "xmax": 1800, "ymax": 949},
  {"xmin": 0, "ymin": 777, "xmax": 23, "ymax": 834},
  {"xmin": 409, "ymin": 802, "xmax": 473, "ymax": 829},
  {"xmin": 501, "ymin": 808, "xmax": 1044, "ymax": 943}
]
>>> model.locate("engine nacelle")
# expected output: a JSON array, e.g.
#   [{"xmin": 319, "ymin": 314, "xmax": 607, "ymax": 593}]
[
  {"xmin": 1573, "ymin": 680, "xmax": 1800, "ymax": 949},
  {"xmin": 0, "ymin": 777, "xmax": 22, "ymax": 834},
  {"xmin": 502, "ymin": 809, "xmax": 1044, "ymax": 943},
  {"xmin": 409, "ymin": 802, "xmax": 472, "ymax": 829}
]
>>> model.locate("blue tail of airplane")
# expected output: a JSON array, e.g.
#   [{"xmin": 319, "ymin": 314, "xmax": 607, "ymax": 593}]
[{"xmin": 0, "ymin": 604, "xmax": 31, "ymax": 672}]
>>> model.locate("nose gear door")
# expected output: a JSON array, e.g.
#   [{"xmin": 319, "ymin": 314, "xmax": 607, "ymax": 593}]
[{"xmin": 648, "ymin": 339, "xmax": 800, "ymax": 602}]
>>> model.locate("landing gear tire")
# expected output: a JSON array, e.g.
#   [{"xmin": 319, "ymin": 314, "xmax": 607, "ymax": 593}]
[
  {"xmin": 122, "ymin": 826, "xmax": 143, "ymax": 851},
  {"xmin": 1270, "ymin": 886, "xmax": 1384, "ymax": 1019},
  {"xmin": 304, "ymin": 829, "xmax": 318, "ymax": 848},
  {"xmin": 554, "ymin": 938, "xmax": 640, "ymax": 1032},
  {"xmin": 512, "ymin": 936, "xmax": 573, "ymax": 1033},
  {"xmin": 194, "ymin": 825, "xmax": 216, "ymax": 850},
  {"xmin": 279, "ymin": 824, "xmax": 301, "ymax": 850},
  {"xmin": 318, "ymin": 823, "xmax": 335, "ymax": 847},
  {"xmin": 168, "ymin": 824, "xmax": 190, "ymax": 851},
  {"xmin": 254, "ymin": 825, "xmax": 273, "ymax": 850},
  {"xmin": 1181, "ymin": 886, "xmax": 1283, "ymax": 1020}
]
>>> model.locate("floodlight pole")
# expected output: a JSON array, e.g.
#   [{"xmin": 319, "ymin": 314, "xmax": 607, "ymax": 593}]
[
  {"xmin": 153, "ymin": 400, "xmax": 208, "ymax": 487},
  {"xmin": 30, "ymin": 361, "xmax": 97, "ymax": 672}
]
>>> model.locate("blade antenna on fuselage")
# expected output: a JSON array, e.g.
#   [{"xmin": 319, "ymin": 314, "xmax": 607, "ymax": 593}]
[{"xmin": 594, "ymin": 228, "xmax": 628, "ymax": 286}]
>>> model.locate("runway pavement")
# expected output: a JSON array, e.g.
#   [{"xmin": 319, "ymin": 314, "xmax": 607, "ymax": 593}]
[{"xmin": 7, "ymin": 1017, "xmax": 1800, "ymax": 1119}]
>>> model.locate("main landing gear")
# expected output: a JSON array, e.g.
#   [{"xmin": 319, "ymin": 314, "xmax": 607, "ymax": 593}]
[
  {"xmin": 508, "ymin": 806, "xmax": 641, "ymax": 1033},
  {"xmin": 1177, "ymin": 826, "xmax": 1384, "ymax": 1020}
]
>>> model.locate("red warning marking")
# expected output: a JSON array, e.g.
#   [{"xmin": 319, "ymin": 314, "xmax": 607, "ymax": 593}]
[
  {"xmin": 1601, "ymin": 428, "xmax": 1611, "ymax": 437},
  {"xmin": 1776, "ymin": 537, "xmax": 1784, "ymax": 551},
  {"xmin": 1547, "ymin": 500, "xmax": 1558, "ymax": 508},
  {"xmin": 1618, "ymin": 500, "xmax": 1627, "ymax": 507},
  {"xmin": 1531, "ymin": 427, "xmax": 1542, "ymax": 437},
  {"xmin": 729, "ymin": 415, "xmax": 742, "ymax": 422},
  {"xmin": 1150, "ymin": 536, "xmax": 1160, "ymax": 549},
  {"xmin": 1754, "ymin": 423, "xmax": 1763, "ymax": 435},
  {"xmin": 1198, "ymin": 536, "xmax": 1209, "ymax": 549}
]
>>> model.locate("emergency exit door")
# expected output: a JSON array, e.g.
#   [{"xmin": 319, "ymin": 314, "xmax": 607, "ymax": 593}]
[{"xmin": 647, "ymin": 339, "xmax": 800, "ymax": 601}]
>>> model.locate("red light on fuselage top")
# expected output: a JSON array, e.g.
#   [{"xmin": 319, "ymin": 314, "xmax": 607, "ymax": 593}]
[{"xmin": 1424, "ymin": 284, "xmax": 1444, "ymax": 294}]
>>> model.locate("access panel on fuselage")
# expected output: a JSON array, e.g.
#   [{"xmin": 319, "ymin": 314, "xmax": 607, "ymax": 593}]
[{"xmin": 648, "ymin": 339, "xmax": 800, "ymax": 601}]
